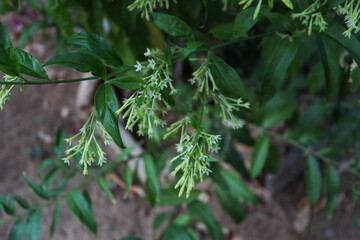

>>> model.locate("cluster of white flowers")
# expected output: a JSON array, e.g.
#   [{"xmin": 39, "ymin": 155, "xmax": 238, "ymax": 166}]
[
  {"xmin": 238, "ymin": 0, "xmax": 293, "ymax": 19},
  {"xmin": 189, "ymin": 59, "xmax": 250, "ymax": 129},
  {"xmin": 292, "ymin": 0, "xmax": 360, "ymax": 38},
  {"xmin": 116, "ymin": 48, "xmax": 177, "ymax": 138},
  {"xmin": 336, "ymin": 0, "xmax": 360, "ymax": 37},
  {"xmin": 0, "ymin": 75, "xmax": 21, "ymax": 111},
  {"xmin": 128, "ymin": 0, "xmax": 176, "ymax": 20},
  {"xmin": 164, "ymin": 116, "xmax": 222, "ymax": 198},
  {"xmin": 292, "ymin": 0, "xmax": 327, "ymax": 35},
  {"xmin": 62, "ymin": 112, "xmax": 112, "ymax": 175}
]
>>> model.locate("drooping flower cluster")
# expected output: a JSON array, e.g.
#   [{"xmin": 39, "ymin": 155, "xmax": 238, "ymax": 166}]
[
  {"xmin": 292, "ymin": 0, "xmax": 360, "ymax": 38},
  {"xmin": 116, "ymin": 48, "xmax": 177, "ymax": 138},
  {"xmin": 0, "ymin": 75, "xmax": 22, "ymax": 111},
  {"xmin": 292, "ymin": 0, "xmax": 327, "ymax": 35},
  {"xmin": 62, "ymin": 112, "xmax": 112, "ymax": 175},
  {"xmin": 164, "ymin": 116, "xmax": 222, "ymax": 198},
  {"xmin": 336, "ymin": 0, "xmax": 360, "ymax": 37},
  {"xmin": 189, "ymin": 59, "xmax": 250, "ymax": 129},
  {"xmin": 128, "ymin": 0, "xmax": 176, "ymax": 20},
  {"xmin": 238, "ymin": 0, "xmax": 293, "ymax": 19}
]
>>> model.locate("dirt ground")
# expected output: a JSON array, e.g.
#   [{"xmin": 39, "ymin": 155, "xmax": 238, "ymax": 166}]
[{"xmin": 1, "ymin": 12, "xmax": 360, "ymax": 240}]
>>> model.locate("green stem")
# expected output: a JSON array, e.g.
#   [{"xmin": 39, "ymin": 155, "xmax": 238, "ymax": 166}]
[{"xmin": 0, "ymin": 66, "xmax": 134, "ymax": 85}]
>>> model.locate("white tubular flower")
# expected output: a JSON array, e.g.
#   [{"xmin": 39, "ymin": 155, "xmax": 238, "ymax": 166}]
[
  {"xmin": 147, "ymin": 59, "xmax": 156, "ymax": 70},
  {"xmin": 134, "ymin": 61, "xmax": 142, "ymax": 72},
  {"xmin": 144, "ymin": 48, "xmax": 151, "ymax": 56},
  {"xmin": 62, "ymin": 112, "xmax": 112, "ymax": 174}
]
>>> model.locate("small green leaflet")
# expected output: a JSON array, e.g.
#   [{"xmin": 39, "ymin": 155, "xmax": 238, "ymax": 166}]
[
  {"xmin": 105, "ymin": 76, "xmax": 142, "ymax": 90},
  {"xmin": 250, "ymin": 136, "xmax": 271, "ymax": 178},
  {"xmin": 0, "ymin": 195, "xmax": 15, "ymax": 215},
  {"xmin": 11, "ymin": 195, "xmax": 30, "ymax": 209},
  {"xmin": 123, "ymin": 164, "xmax": 132, "ymax": 199},
  {"xmin": 324, "ymin": 165, "xmax": 340, "ymax": 217},
  {"xmin": 208, "ymin": 55, "xmax": 247, "ymax": 99},
  {"xmin": 94, "ymin": 84, "xmax": 125, "ymax": 149},
  {"xmin": 9, "ymin": 219, "xmax": 25, "ymax": 240},
  {"xmin": 305, "ymin": 156, "xmax": 322, "ymax": 206},
  {"xmin": 66, "ymin": 189, "xmax": 97, "ymax": 234},
  {"xmin": 97, "ymin": 177, "xmax": 116, "ymax": 203},
  {"xmin": 44, "ymin": 52, "xmax": 107, "ymax": 79},
  {"xmin": 259, "ymin": 38, "xmax": 297, "ymax": 105},
  {"xmin": 151, "ymin": 12, "xmax": 194, "ymax": 42},
  {"xmin": 144, "ymin": 153, "xmax": 160, "ymax": 206},
  {"xmin": 26, "ymin": 210, "xmax": 42, "ymax": 240},
  {"xmin": 50, "ymin": 203, "xmax": 60, "ymax": 238},
  {"xmin": 54, "ymin": 128, "xmax": 65, "ymax": 161},
  {"xmin": 15, "ymin": 49, "xmax": 48, "ymax": 79},
  {"xmin": 0, "ymin": 22, "xmax": 19, "ymax": 76},
  {"xmin": 188, "ymin": 201, "xmax": 224, "ymax": 240},
  {"xmin": 215, "ymin": 186, "xmax": 244, "ymax": 223},
  {"xmin": 68, "ymin": 31, "xmax": 123, "ymax": 67}
]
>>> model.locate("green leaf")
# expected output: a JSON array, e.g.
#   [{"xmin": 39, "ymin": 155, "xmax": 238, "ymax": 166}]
[
  {"xmin": 54, "ymin": 128, "xmax": 65, "ymax": 160},
  {"xmin": 144, "ymin": 154, "xmax": 160, "ymax": 206},
  {"xmin": 94, "ymin": 84, "xmax": 125, "ymax": 148},
  {"xmin": 50, "ymin": 203, "xmax": 60, "ymax": 238},
  {"xmin": 209, "ymin": 23, "xmax": 234, "ymax": 40},
  {"xmin": 159, "ymin": 189, "xmax": 200, "ymax": 206},
  {"xmin": 215, "ymin": 186, "xmax": 244, "ymax": 223},
  {"xmin": 26, "ymin": 210, "xmax": 42, "ymax": 240},
  {"xmin": 173, "ymin": 214, "xmax": 191, "ymax": 226},
  {"xmin": 97, "ymin": 177, "xmax": 116, "ymax": 204},
  {"xmin": 316, "ymin": 37, "xmax": 340, "ymax": 102},
  {"xmin": 234, "ymin": 7, "xmax": 258, "ymax": 38},
  {"xmin": 0, "ymin": 195, "xmax": 15, "ymax": 215},
  {"xmin": 9, "ymin": 220, "xmax": 25, "ymax": 240},
  {"xmin": 264, "ymin": 143, "xmax": 280, "ymax": 174},
  {"xmin": 41, "ymin": 167, "xmax": 60, "ymax": 188},
  {"xmin": 153, "ymin": 211, "xmax": 171, "ymax": 230},
  {"xmin": 68, "ymin": 31, "xmax": 123, "ymax": 67},
  {"xmin": 23, "ymin": 173, "xmax": 53, "ymax": 199},
  {"xmin": 187, "ymin": 112, "xmax": 200, "ymax": 130},
  {"xmin": 44, "ymin": 52, "xmax": 107, "ymax": 79},
  {"xmin": 151, "ymin": 12, "xmax": 194, "ymax": 42},
  {"xmin": 188, "ymin": 201, "xmax": 224, "ymax": 240},
  {"xmin": 15, "ymin": 49, "xmax": 48, "ymax": 79},
  {"xmin": 225, "ymin": 144, "xmax": 251, "ymax": 180},
  {"xmin": 105, "ymin": 76, "xmax": 142, "ymax": 90},
  {"xmin": 258, "ymin": 91, "xmax": 298, "ymax": 128},
  {"xmin": 319, "ymin": 21, "xmax": 360, "ymax": 67},
  {"xmin": 324, "ymin": 165, "xmax": 340, "ymax": 217},
  {"xmin": 181, "ymin": 42, "xmax": 202, "ymax": 59},
  {"xmin": 66, "ymin": 189, "xmax": 97, "ymax": 234},
  {"xmin": 259, "ymin": 39, "xmax": 297, "ymax": 105},
  {"xmin": 209, "ymin": 55, "xmax": 247, "ymax": 99},
  {"xmin": 0, "ymin": 22, "xmax": 19, "ymax": 76},
  {"xmin": 163, "ymin": 225, "xmax": 194, "ymax": 240},
  {"xmin": 123, "ymin": 164, "xmax": 132, "ymax": 199},
  {"xmin": 305, "ymin": 156, "xmax": 322, "ymax": 206},
  {"xmin": 38, "ymin": 159, "xmax": 55, "ymax": 171},
  {"xmin": 11, "ymin": 195, "xmax": 30, "ymax": 209},
  {"xmin": 212, "ymin": 167, "xmax": 257, "ymax": 204},
  {"xmin": 250, "ymin": 136, "xmax": 271, "ymax": 178}
]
